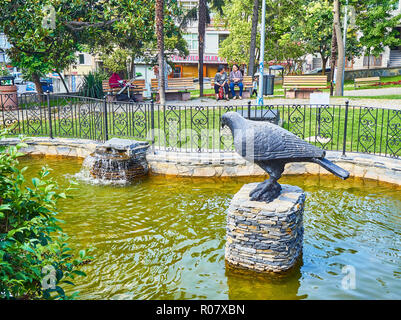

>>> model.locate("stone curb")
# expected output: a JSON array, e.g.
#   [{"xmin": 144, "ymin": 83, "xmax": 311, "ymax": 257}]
[{"xmin": 1, "ymin": 137, "xmax": 400, "ymax": 185}]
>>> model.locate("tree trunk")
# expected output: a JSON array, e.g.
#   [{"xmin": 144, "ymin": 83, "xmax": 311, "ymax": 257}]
[
  {"xmin": 198, "ymin": 0, "xmax": 206, "ymax": 97},
  {"xmin": 321, "ymin": 55, "xmax": 328, "ymax": 75},
  {"xmin": 32, "ymin": 73, "xmax": 44, "ymax": 95},
  {"xmin": 156, "ymin": 0, "xmax": 166, "ymax": 105},
  {"xmin": 248, "ymin": 0, "xmax": 259, "ymax": 76},
  {"xmin": 131, "ymin": 54, "xmax": 136, "ymax": 79},
  {"xmin": 56, "ymin": 70, "xmax": 69, "ymax": 94},
  {"xmin": 333, "ymin": 0, "xmax": 344, "ymax": 96},
  {"xmin": 330, "ymin": 25, "xmax": 337, "ymax": 96}
]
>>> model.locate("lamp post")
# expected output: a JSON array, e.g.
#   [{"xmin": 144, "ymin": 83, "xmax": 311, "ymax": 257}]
[
  {"xmin": 257, "ymin": 0, "xmax": 267, "ymax": 106},
  {"xmin": 341, "ymin": 0, "xmax": 349, "ymax": 96}
]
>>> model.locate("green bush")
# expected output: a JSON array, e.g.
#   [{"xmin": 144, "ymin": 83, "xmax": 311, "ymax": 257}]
[
  {"xmin": 78, "ymin": 71, "xmax": 108, "ymax": 99},
  {"xmin": 0, "ymin": 130, "xmax": 93, "ymax": 300}
]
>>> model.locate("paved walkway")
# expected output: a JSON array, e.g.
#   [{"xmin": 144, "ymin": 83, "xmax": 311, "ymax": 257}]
[{"xmin": 167, "ymin": 95, "xmax": 401, "ymax": 109}]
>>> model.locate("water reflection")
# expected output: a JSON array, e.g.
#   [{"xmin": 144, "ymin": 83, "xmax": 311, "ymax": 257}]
[
  {"xmin": 18, "ymin": 156, "xmax": 401, "ymax": 300},
  {"xmin": 225, "ymin": 259, "xmax": 307, "ymax": 300}
]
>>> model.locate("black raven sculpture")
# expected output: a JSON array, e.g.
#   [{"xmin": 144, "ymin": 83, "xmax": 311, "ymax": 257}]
[{"xmin": 221, "ymin": 111, "xmax": 350, "ymax": 203}]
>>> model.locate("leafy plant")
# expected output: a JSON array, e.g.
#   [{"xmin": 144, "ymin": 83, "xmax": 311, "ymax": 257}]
[
  {"xmin": 0, "ymin": 64, "xmax": 10, "ymax": 77},
  {"xmin": 0, "ymin": 130, "xmax": 93, "ymax": 300},
  {"xmin": 78, "ymin": 71, "xmax": 108, "ymax": 99}
]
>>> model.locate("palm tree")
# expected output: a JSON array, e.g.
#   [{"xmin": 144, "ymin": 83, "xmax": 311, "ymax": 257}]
[
  {"xmin": 248, "ymin": 0, "xmax": 259, "ymax": 77},
  {"xmin": 156, "ymin": 0, "xmax": 166, "ymax": 104},
  {"xmin": 181, "ymin": 0, "xmax": 224, "ymax": 97},
  {"xmin": 198, "ymin": 0, "xmax": 207, "ymax": 97}
]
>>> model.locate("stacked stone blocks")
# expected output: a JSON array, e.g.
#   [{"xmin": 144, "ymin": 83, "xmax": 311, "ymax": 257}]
[{"xmin": 225, "ymin": 184, "xmax": 305, "ymax": 273}]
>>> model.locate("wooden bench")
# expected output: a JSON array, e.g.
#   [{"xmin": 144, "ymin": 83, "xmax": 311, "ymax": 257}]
[
  {"xmin": 354, "ymin": 77, "xmax": 381, "ymax": 89},
  {"xmin": 102, "ymin": 79, "xmax": 146, "ymax": 102},
  {"xmin": 283, "ymin": 75, "xmax": 328, "ymax": 99},
  {"xmin": 151, "ymin": 77, "xmax": 195, "ymax": 101},
  {"xmin": 211, "ymin": 75, "xmax": 253, "ymax": 98}
]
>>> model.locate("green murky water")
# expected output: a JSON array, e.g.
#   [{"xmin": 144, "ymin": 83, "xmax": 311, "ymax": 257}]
[{"xmin": 20, "ymin": 156, "xmax": 401, "ymax": 300}]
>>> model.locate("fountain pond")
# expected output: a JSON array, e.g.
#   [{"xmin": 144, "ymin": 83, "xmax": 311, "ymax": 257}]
[{"xmin": 19, "ymin": 156, "xmax": 401, "ymax": 299}]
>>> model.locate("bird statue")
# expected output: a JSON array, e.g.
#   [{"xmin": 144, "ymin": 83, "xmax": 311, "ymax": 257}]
[{"xmin": 221, "ymin": 111, "xmax": 350, "ymax": 203}]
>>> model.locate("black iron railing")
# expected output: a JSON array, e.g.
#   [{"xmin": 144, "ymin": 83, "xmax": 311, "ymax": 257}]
[{"xmin": 1, "ymin": 92, "xmax": 400, "ymax": 159}]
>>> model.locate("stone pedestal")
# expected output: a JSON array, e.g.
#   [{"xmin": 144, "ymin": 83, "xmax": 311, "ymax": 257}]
[
  {"xmin": 225, "ymin": 183, "xmax": 305, "ymax": 273},
  {"xmin": 88, "ymin": 138, "xmax": 149, "ymax": 182}
]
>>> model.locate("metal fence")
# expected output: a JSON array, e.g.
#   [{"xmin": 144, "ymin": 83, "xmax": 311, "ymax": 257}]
[{"xmin": 1, "ymin": 92, "xmax": 400, "ymax": 159}]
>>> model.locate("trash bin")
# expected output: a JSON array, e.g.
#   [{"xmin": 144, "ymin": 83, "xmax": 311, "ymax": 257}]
[
  {"xmin": 40, "ymin": 78, "xmax": 53, "ymax": 92},
  {"xmin": 263, "ymin": 74, "xmax": 275, "ymax": 95},
  {"xmin": 0, "ymin": 76, "xmax": 18, "ymax": 110}
]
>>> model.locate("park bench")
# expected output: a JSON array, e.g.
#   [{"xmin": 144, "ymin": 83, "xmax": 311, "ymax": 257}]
[
  {"xmin": 283, "ymin": 75, "xmax": 328, "ymax": 99},
  {"xmin": 354, "ymin": 77, "xmax": 381, "ymax": 89},
  {"xmin": 151, "ymin": 77, "xmax": 195, "ymax": 101},
  {"xmin": 102, "ymin": 79, "xmax": 146, "ymax": 102},
  {"xmin": 211, "ymin": 75, "xmax": 253, "ymax": 98}
]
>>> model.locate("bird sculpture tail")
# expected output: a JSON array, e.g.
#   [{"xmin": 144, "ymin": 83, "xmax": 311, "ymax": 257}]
[{"xmin": 312, "ymin": 158, "xmax": 350, "ymax": 180}]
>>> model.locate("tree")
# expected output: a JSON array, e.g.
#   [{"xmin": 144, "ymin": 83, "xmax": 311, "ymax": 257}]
[
  {"xmin": 0, "ymin": 0, "xmax": 187, "ymax": 95},
  {"xmin": 0, "ymin": 1, "xmax": 108, "ymax": 93},
  {"xmin": 180, "ymin": 0, "xmax": 224, "ymax": 97},
  {"xmin": 100, "ymin": 48, "xmax": 130, "ymax": 78},
  {"xmin": 156, "ymin": 0, "xmax": 166, "ymax": 105},
  {"xmin": 248, "ymin": 0, "xmax": 260, "ymax": 76},
  {"xmin": 217, "ymin": 0, "xmax": 256, "ymax": 66},
  {"xmin": 333, "ymin": 0, "xmax": 344, "ymax": 96},
  {"xmin": 296, "ymin": 1, "xmax": 333, "ymax": 75},
  {"xmin": 330, "ymin": 25, "xmax": 337, "ymax": 96},
  {"xmin": 353, "ymin": 0, "xmax": 401, "ymax": 68},
  {"xmin": 218, "ymin": 0, "xmax": 307, "ymax": 74},
  {"xmin": 198, "ymin": 0, "xmax": 207, "ymax": 97}
]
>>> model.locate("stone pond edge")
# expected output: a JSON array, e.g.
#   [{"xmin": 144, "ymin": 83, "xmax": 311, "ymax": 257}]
[{"xmin": 1, "ymin": 137, "xmax": 400, "ymax": 186}]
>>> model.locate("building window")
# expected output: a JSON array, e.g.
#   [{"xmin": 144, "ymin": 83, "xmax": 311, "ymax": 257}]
[
  {"xmin": 363, "ymin": 55, "xmax": 382, "ymax": 67},
  {"xmin": 78, "ymin": 54, "xmax": 85, "ymax": 65},
  {"xmin": 179, "ymin": 1, "xmax": 198, "ymax": 12},
  {"xmin": 183, "ymin": 34, "xmax": 198, "ymax": 51},
  {"xmin": 312, "ymin": 57, "xmax": 322, "ymax": 70},
  {"xmin": 218, "ymin": 34, "xmax": 229, "ymax": 46}
]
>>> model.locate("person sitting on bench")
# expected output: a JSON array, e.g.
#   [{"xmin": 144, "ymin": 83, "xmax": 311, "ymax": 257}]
[
  {"xmin": 214, "ymin": 65, "xmax": 229, "ymax": 101},
  {"xmin": 109, "ymin": 72, "xmax": 125, "ymax": 89},
  {"xmin": 229, "ymin": 64, "xmax": 243, "ymax": 100}
]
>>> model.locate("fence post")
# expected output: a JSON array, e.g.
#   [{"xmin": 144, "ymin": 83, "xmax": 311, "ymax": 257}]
[
  {"xmin": 46, "ymin": 91, "xmax": 53, "ymax": 139},
  {"xmin": 104, "ymin": 95, "xmax": 109, "ymax": 141},
  {"xmin": 248, "ymin": 100, "xmax": 251, "ymax": 119},
  {"xmin": 150, "ymin": 99, "xmax": 155, "ymax": 154},
  {"xmin": 342, "ymin": 100, "xmax": 349, "ymax": 157}
]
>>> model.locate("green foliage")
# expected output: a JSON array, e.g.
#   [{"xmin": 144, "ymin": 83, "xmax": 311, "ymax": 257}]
[
  {"xmin": 353, "ymin": 0, "xmax": 401, "ymax": 57},
  {"xmin": 78, "ymin": 71, "xmax": 108, "ymax": 99},
  {"xmin": 0, "ymin": 0, "xmax": 78, "ymax": 88},
  {"xmin": 101, "ymin": 49, "xmax": 130, "ymax": 76},
  {"xmin": 216, "ymin": 0, "xmax": 254, "ymax": 65},
  {"xmin": 0, "ymin": 130, "xmax": 93, "ymax": 300},
  {"xmin": 0, "ymin": 64, "xmax": 10, "ymax": 77},
  {"xmin": 217, "ymin": 0, "xmax": 308, "ymax": 73}
]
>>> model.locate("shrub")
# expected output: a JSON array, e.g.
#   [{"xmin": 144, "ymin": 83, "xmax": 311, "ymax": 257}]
[
  {"xmin": 78, "ymin": 71, "xmax": 108, "ymax": 99},
  {"xmin": 0, "ymin": 130, "xmax": 93, "ymax": 299}
]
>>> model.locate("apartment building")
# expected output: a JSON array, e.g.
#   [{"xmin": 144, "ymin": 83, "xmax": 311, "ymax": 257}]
[{"xmin": 173, "ymin": 0, "xmax": 229, "ymax": 78}]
